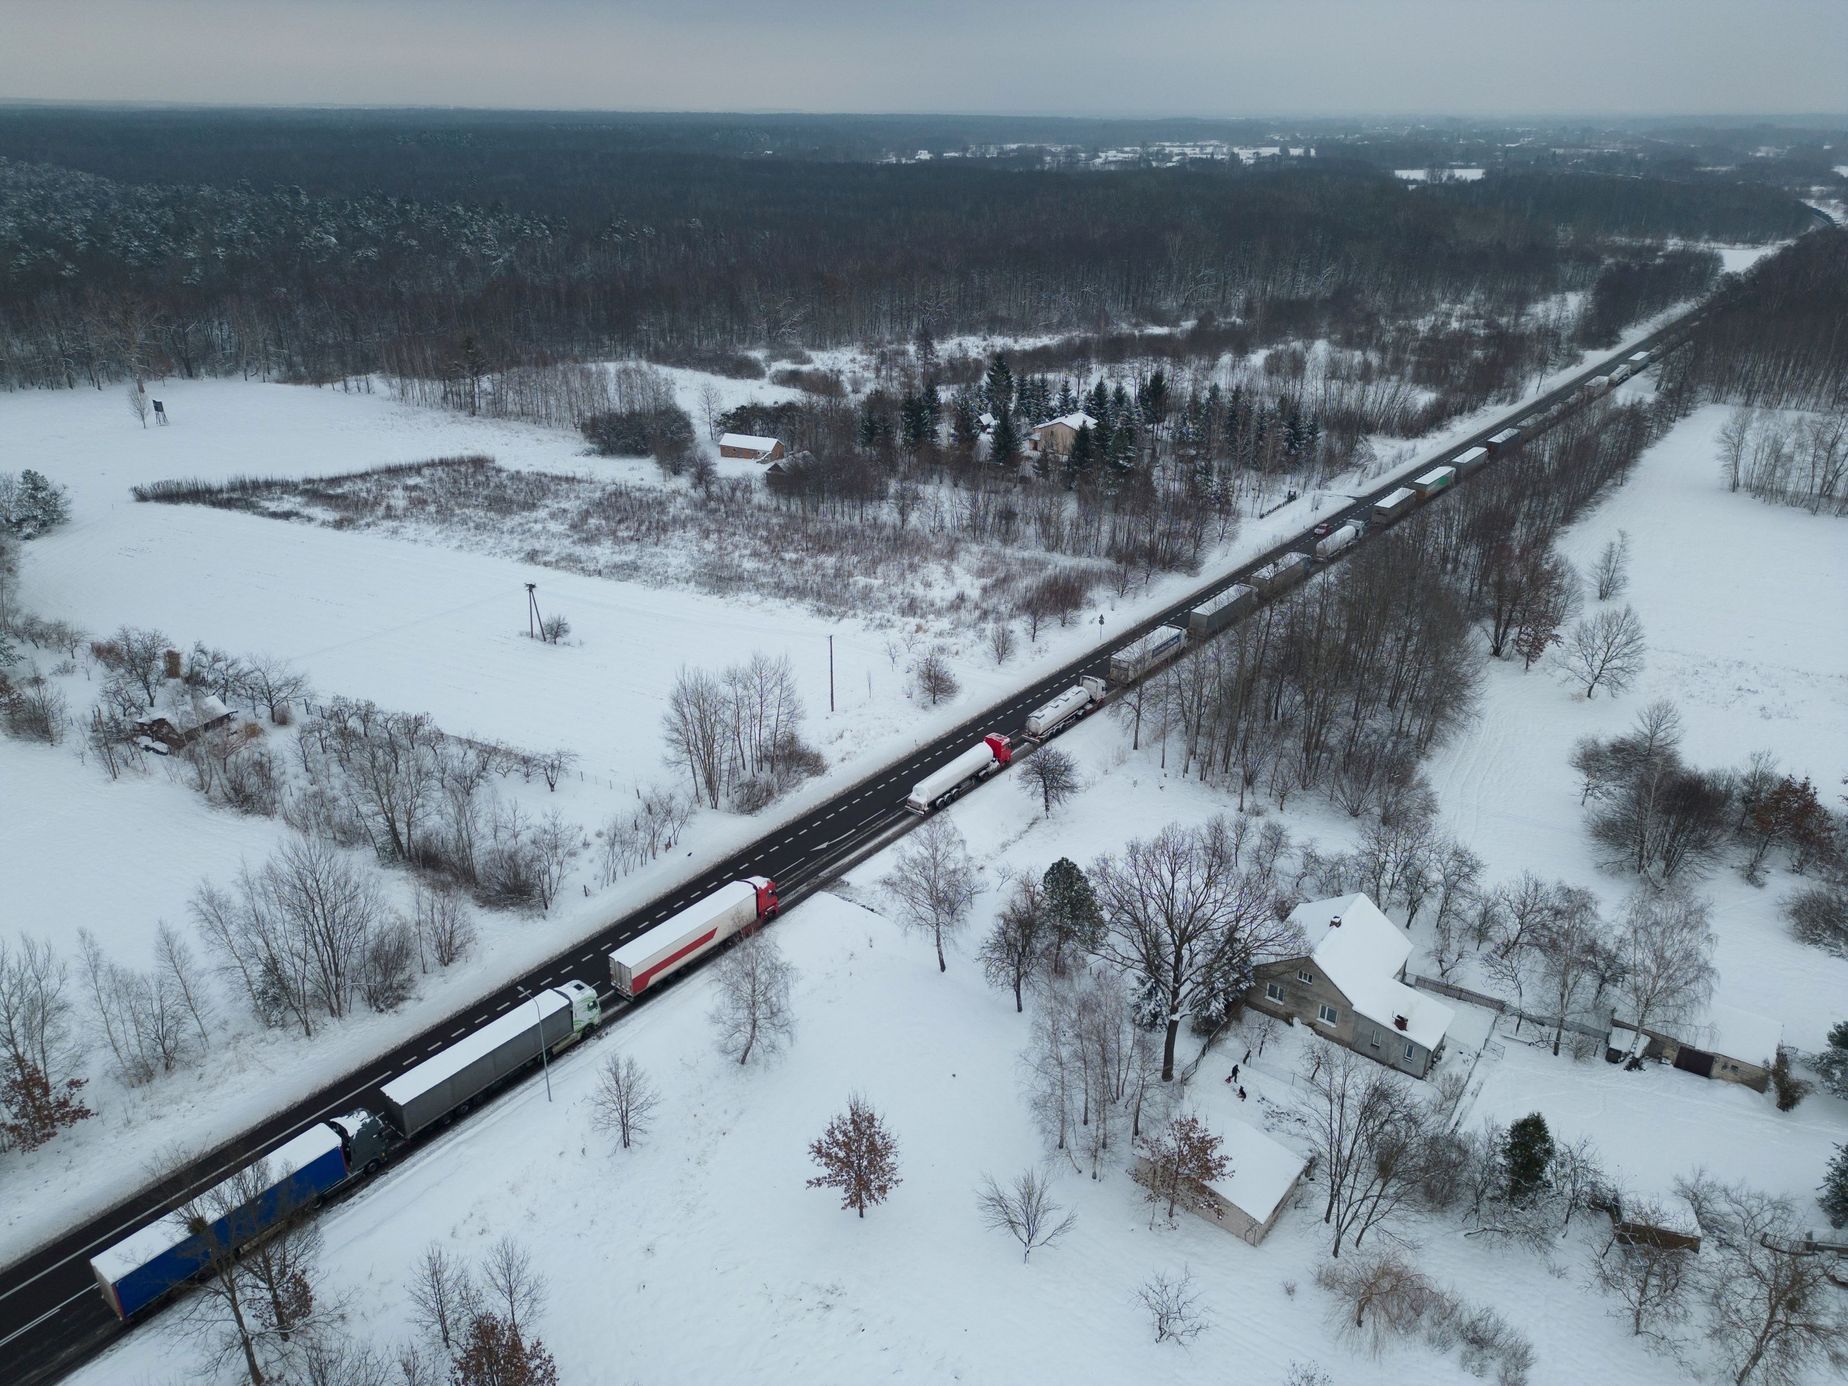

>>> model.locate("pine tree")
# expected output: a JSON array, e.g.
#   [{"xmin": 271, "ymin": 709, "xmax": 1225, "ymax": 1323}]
[
  {"xmin": 1055, "ymin": 378, "xmax": 1078, "ymax": 416},
  {"xmin": 1821, "ymin": 1144, "xmax": 1848, "ymax": 1230},
  {"xmin": 1137, "ymin": 369, "xmax": 1169, "ymax": 431},
  {"xmin": 807, "ymin": 1095, "xmax": 901, "ymax": 1218},
  {"xmin": 1814, "ymin": 1021, "xmax": 1848, "ymax": 1100},
  {"xmin": 1503, "ymin": 1112, "xmax": 1555, "ymax": 1203},
  {"xmin": 1086, "ymin": 380, "xmax": 1112, "ymax": 432},
  {"xmin": 13, "ymin": 470, "xmax": 71, "ymax": 539},
  {"xmin": 1041, "ymin": 857, "xmax": 1103, "ymax": 973},
  {"xmin": 949, "ymin": 388, "xmax": 982, "ymax": 456},
  {"xmin": 989, "ymin": 405, "xmax": 1021, "ymax": 467},
  {"xmin": 983, "ymin": 354, "xmax": 1015, "ymax": 418}
]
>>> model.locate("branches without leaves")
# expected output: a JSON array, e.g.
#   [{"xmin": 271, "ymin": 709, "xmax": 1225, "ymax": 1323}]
[
  {"xmin": 587, "ymin": 1053, "xmax": 662, "ymax": 1151},
  {"xmin": 976, "ymin": 1168, "xmax": 1076, "ymax": 1261}
]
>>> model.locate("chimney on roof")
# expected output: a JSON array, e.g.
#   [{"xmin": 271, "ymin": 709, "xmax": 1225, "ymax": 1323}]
[
  {"xmin": 1394, "ymin": 1015, "xmax": 1409, "ymax": 1031},
  {"xmin": 163, "ymin": 648, "xmax": 183, "ymax": 680},
  {"xmin": 1329, "ymin": 915, "xmax": 1343, "ymax": 928}
]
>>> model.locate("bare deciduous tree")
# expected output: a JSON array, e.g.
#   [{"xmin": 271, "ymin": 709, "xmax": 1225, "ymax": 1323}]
[
  {"xmin": 807, "ymin": 1093, "xmax": 901, "ymax": 1218},
  {"xmin": 987, "ymin": 621, "xmax": 1017, "ymax": 666},
  {"xmin": 710, "ymin": 930, "xmax": 796, "ymax": 1065},
  {"xmin": 243, "ymin": 654, "xmax": 310, "ymax": 725},
  {"xmin": 192, "ymin": 835, "xmax": 391, "ymax": 1035},
  {"xmin": 1089, "ymin": 815, "xmax": 1294, "ymax": 1081},
  {"xmin": 406, "ymin": 1242, "xmax": 476, "ymax": 1354},
  {"xmin": 178, "ymin": 1157, "xmax": 326, "ymax": 1386},
  {"xmin": 662, "ymin": 665, "xmax": 728, "ymax": 809},
  {"xmin": 882, "ymin": 815, "xmax": 980, "ymax": 973},
  {"xmin": 1564, "ymin": 605, "xmax": 1646, "ymax": 699},
  {"xmin": 1616, "ymin": 886, "xmax": 1716, "ymax": 1039},
  {"xmin": 479, "ymin": 1235, "xmax": 547, "ymax": 1340},
  {"xmin": 1136, "ymin": 1266, "xmax": 1206, "ymax": 1344},
  {"xmin": 1593, "ymin": 531, "xmax": 1632, "ymax": 602},
  {"xmin": 588, "ymin": 1053, "xmax": 662, "ymax": 1151},
  {"xmin": 979, "ymin": 875, "xmax": 1048, "ymax": 1013},
  {"xmin": 1681, "ymin": 1175, "xmax": 1848, "ymax": 1385},
  {"xmin": 109, "ymin": 624, "xmax": 172, "ymax": 706},
  {"xmin": 915, "ymin": 653, "xmax": 959, "ymax": 706},
  {"xmin": 976, "ymin": 1168, "xmax": 1076, "ymax": 1261},
  {"xmin": 1301, "ymin": 1044, "xmax": 1437, "ymax": 1257},
  {"xmin": 1018, "ymin": 746, "xmax": 1080, "ymax": 816},
  {"xmin": 127, "ymin": 379, "xmax": 150, "ymax": 428},
  {"xmin": 1590, "ymin": 1197, "xmax": 1697, "ymax": 1340}
]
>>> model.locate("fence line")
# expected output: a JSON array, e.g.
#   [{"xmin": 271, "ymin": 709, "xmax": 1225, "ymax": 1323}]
[{"xmin": 1405, "ymin": 972, "xmax": 1611, "ymax": 1041}]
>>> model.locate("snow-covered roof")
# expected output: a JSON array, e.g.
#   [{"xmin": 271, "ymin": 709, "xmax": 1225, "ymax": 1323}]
[
  {"xmin": 1203, "ymin": 1117, "xmax": 1308, "ymax": 1225},
  {"xmin": 1033, "ymin": 411, "xmax": 1096, "ymax": 433},
  {"xmin": 1288, "ymin": 893, "xmax": 1454, "ymax": 1050},
  {"xmin": 719, "ymin": 433, "xmax": 780, "ymax": 454},
  {"xmin": 381, "ymin": 988, "xmax": 570, "ymax": 1106},
  {"xmin": 91, "ymin": 1124, "xmax": 343, "ymax": 1282},
  {"xmin": 1693, "ymin": 1003, "xmax": 1781, "ymax": 1066}
]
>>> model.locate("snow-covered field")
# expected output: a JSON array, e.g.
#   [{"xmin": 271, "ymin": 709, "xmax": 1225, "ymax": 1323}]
[{"xmin": 54, "ymin": 372, "xmax": 1848, "ymax": 1385}]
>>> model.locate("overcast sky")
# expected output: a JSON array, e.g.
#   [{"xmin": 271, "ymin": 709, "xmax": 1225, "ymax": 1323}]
[{"xmin": 3, "ymin": 0, "xmax": 1843, "ymax": 118}]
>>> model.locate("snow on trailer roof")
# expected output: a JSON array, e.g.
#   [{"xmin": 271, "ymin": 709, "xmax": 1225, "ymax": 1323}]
[
  {"xmin": 1192, "ymin": 583, "xmax": 1256, "ymax": 616},
  {"xmin": 92, "ymin": 1124, "xmax": 343, "ymax": 1282},
  {"xmin": 611, "ymin": 881, "xmax": 761, "ymax": 969},
  {"xmin": 1413, "ymin": 466, "xmax": 1455, "ymax": 486},
  {"xmin": 1376, "ymin": 486, "xmax": 1416, "ymax": 506},
  {"xmin": 380, "ymin": 989, "xmax": 571, "ymax": 1106}
]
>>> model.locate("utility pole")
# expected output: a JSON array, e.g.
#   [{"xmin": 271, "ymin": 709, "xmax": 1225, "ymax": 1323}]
[
  {"xmin": 528, "ymin": 989, "xmax": 553, "ymax": 1102},
  {"xmin": 828, "ymin": 634, "xmax": 836, "ymax": 713},
  {"xmin": 525, "ymin": 583, "xmax": 541, "ymax": 641}
]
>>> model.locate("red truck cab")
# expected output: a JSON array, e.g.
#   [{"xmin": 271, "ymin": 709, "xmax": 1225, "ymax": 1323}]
[
  {"xmin": 754, "ymin": 877, "xmax": 780, "ymax": 919},
  {"xmin": 983, "ymin": 733, "xmax": 1013, "ymax": 767}
]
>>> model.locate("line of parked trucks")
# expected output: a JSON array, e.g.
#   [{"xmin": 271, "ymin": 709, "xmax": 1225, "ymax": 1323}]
[
  {"xmin": 902, "ymin": 396, "xmax": 1568, "ymax": 814},
  {"xmin": 90, "ymin": 878, "xmax": 780, "ymax": 1320},
  {"xmin": 87, "ymin": 341, "xmax": 1664, "ymax": 1329}
]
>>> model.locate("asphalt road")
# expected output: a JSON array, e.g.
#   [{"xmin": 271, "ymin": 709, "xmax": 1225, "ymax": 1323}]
[{"xmin": 0, "ymin": 311, "xmax": 1702, "ymax": 1382}]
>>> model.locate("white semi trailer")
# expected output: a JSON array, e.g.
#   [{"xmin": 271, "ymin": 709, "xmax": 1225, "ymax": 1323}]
[
  {"xmin": 609, "ymin": 878, "xmax": 780, "ymax": 997},
  {"xmin": 1024, "ymin": 677, "xmax": 1107, "ymax": 741}
]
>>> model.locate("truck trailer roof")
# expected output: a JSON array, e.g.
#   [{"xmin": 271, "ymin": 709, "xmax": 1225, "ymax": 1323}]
[
  {"xmin": 381, "ymin": 989, "xmax": 573, "ymax": 1108},
  {"xmin": 611, "ymin": 881, "xmax": 763, "ymax": 971},
  {"xmin": 91, "ymin": 1124, "xmax": 344, "ymax": 1285}
]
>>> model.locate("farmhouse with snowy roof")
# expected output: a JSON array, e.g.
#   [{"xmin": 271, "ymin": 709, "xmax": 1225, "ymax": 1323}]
[
  {"xmin": 1247, "ymin": 892, "xmax": 1454, "ymax": 1078},
  {"xmin": 718, "ymin": 432, "xmax": 786, "ymax": 463},
  {"xmin": 1027, "ymin": 411, "xmax": 1097, "ymax": 459}
]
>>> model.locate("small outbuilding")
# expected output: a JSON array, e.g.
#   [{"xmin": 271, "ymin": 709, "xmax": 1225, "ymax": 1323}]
[
  {"xmin": 1027, "ymin": 411, "xmax": 1098, "ymax": 460},
  {"xmin": 1606, "ymin": 1003, "xmax": 1781, "ymax": 1094},
  {"xmin": 718, "ymin": 433, "xmax": 786, "ymax": 462},
  {"xmin": 1134, "ymin": 1116, "xmax": 1308, "ymax": 1246},
  {"xmin": 131, "ymin": 693, "xmax": 232, "ymax": 751}
]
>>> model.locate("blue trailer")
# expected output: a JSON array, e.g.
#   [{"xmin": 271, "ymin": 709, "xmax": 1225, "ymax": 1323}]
[{"xmin": 90, "ymin": 1124, "xmax": 348, "ymax": 1319}]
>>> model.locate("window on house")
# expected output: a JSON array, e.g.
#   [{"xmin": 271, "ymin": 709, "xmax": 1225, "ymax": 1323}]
[
  {"xmin": 1369, "ymin": 1029, "xmax": 1381, "ymax": 1048},
  {"xmin": 1265, "ymin": 981, "xmax": 1283, "ymax": 1003},
  {"xmin": 1404, "ymin": 1041, "xmax": 1417, "ymax": 1062},
  {"xmin": 1318, "ymin": 1003, "xmax": 1338, "ymax": 1025},
  {"xmin": 1297, "ymin": 969, "xmax": 1314, "ymax": 984}
]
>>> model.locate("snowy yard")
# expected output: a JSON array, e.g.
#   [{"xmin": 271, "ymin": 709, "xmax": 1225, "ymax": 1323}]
[{"xmin": 60, "ymin": 720, "xmax": 1749, "ymax": 1386}]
